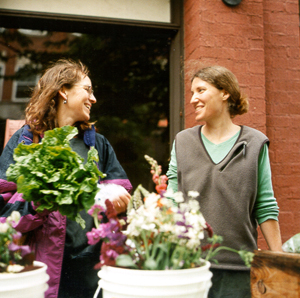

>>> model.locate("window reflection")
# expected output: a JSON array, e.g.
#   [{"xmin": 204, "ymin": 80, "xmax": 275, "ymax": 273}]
[{"xmin": 0, "ymin": 27, "xmax": 170, "ymax": 189}]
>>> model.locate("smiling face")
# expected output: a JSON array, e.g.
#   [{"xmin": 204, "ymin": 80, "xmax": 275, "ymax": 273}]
[
  {"xmin": 190, "ymin": 77, "xmax": 229, "ymax": 124},
  {"xmin": 58, "ymin": 75, "xmax": 96, "ymax": 127}
]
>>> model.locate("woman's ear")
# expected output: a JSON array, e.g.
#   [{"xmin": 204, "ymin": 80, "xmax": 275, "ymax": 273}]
[
  {"xmin": 58, "ymin": 88, "xmax": 67, "ymax": 100},
  {"xmin": 222, "ymin": 90, "xmax": 230, "ymax": 101}
]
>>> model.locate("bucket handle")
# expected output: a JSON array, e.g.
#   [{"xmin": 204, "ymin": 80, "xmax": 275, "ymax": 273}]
[{"xmin": 93, "ymin": 281, "xmax": 102, "ymax": 298}]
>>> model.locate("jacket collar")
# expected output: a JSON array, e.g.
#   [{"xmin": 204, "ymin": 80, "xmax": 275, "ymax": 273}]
[{"xmin": 18, "ymin": 125, "xmax": 95, "ymax": 147}]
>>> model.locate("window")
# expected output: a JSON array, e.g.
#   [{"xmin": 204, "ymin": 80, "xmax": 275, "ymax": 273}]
[{"xmin": 12, "ymin": 58, "xmax": 39, "ymax": 102}]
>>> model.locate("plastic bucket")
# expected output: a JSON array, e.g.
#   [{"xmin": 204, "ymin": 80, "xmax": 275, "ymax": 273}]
[
  {"xmin": 0, "ymin": 261, "xmax": 49, "ymax": 298},
  {"xmin": 95, "ymin": 261, "xmax": 213, "ymax": 298}
]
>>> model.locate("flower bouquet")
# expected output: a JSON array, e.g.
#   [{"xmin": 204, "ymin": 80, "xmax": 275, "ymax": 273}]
[
  {"xmin": 0, "ymin": 211, "xmax": 34, "ymax": 273},
  {"xmin": 87, "ymin": 155, "xmax": 254, "ymax": 298},
  {"xmin": 0, "ymin": 211, "xmax": 49, "ymax": 298}
]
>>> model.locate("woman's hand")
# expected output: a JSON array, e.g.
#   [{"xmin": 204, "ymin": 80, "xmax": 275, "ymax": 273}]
[{"xmin": 111, "ymin": 192, "xmax": 131, "ymax": 214}]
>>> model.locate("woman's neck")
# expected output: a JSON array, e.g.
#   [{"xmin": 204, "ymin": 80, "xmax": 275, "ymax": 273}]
[{"xmin": 202, "ymin": 120, "xmax": 240, "ymax": 145}]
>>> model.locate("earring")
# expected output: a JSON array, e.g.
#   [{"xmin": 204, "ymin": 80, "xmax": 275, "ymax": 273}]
[{"xmin": 63, "ymin": 99, "xmax": 67, "ymax": 104}]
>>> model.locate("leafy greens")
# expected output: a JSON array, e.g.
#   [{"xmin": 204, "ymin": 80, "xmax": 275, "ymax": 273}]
[{"xmin": 6, "ymin": 126, "xmax": 106, "ymax": 228}]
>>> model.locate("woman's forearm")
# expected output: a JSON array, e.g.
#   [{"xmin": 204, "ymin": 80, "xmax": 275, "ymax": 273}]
[{"xmin": 260, "ymin": 219, "xmax": 283, "ymax": 251}]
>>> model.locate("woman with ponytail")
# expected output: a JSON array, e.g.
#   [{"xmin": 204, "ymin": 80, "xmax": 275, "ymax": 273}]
[{"xmin": 167, "ymin": 65, "xmax": 282, "ymax": 298}]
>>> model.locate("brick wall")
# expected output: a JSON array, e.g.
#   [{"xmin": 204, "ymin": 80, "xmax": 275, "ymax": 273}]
[
  {"xmin": 263, "ymin": 0, "xmax": 300, "ymax": 245},
  {"xmin": 184, "ymin": 0, "xmax": 300, "ymax": 249}
]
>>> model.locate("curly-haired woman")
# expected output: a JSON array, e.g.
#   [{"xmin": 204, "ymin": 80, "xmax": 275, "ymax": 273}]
[{"xmin": 0, "ymin": 59, "xmax": 132, "ymax": 298}]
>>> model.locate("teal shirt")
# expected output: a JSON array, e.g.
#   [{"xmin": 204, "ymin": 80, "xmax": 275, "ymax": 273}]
[{"xmin": 167, "ymin": 132, "xmax": 279, "ymax": 225}]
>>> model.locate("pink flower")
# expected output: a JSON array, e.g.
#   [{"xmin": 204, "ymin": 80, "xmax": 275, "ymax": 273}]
[
  {"xmin": 106, "ymin": 249, "xmax": 119, "ymax": 259},
  {"xmin": 88, "ymin": 204, "xmax": 104, "ymax": 220},
  {"xmin": 12, "ymin": 231, "xmax": 22, "ymax": 242},
  {"xmin": 8, "ymin": 243, "xmax": 32, "ymax": 257},
  {"xmin": 86, "ymin": 228, "xmax": 102, "ymax": 245}
]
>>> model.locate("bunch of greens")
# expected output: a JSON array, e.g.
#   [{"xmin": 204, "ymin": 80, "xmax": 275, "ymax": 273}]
[{"xmin": 6, "ymin": 126, "xmax": 105, "ymax": 228}]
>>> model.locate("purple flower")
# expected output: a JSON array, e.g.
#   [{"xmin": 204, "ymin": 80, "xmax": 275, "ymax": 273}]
[
  {"xmin": 86, "ymin": 228, "xmax": 102, "ymax": 245},
  {"xmin": 176, "ymin": 221, "xmax": 193, "ymax": 234},
  {"xmin": 106, "ymin": 249, "xmax": 119, "ymax": 259},
  {"xmin": 12, "ymin": 231, "xmax": 22, "ymax": 241},
  {"xmin": 98, "ymin": 219, "xmax": 120, "ymax": 237},
  {"xmin": 8, "ymin": 243, "xmax": 32, "ymax": 257},
  {"xmin": 88, "ymin": 204, "xmax": 104, "ymax": 220},
  {"xmin": 109, "ymin": 233, "xmax": 127, "ymax": 246}
]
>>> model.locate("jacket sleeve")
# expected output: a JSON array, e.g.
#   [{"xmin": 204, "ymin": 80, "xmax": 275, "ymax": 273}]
[
  {"xmin": 0, "ymin": 128, "xmax": 49, "ymax": 233},
  {"xmin": 95, "ymin": 133, "xmax": 132, "ymax": 193}
]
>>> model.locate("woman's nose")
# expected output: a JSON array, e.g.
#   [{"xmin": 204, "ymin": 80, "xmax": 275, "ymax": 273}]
[
  {"xmin": 190, "ymin": 94, "xmax": 198, "ymax": 104},
  {"xmin": 89, "ymin": 93, "xmax": 97, "ymax": 104}
]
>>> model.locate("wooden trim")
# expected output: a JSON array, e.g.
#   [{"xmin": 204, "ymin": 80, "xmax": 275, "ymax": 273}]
[
  {"xmin": 0, "ymin": 8, "xmax": 180, "ymax": 31},
  {"xmin": 169, "ymin": 0, "xmax": 184, "ymax": 146}
]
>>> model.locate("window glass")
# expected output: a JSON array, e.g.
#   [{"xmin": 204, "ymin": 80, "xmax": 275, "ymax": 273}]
[{"xmin": 0, "ymin": 27, "xmax": 170, "ymax": 190}]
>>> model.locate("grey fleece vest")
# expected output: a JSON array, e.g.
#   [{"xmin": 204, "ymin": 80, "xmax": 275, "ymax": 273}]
[{"xmin": 176, "ymin": 125, "xmax": 269, "ymax": 270}]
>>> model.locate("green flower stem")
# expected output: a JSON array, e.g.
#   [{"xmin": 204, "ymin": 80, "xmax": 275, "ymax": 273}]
[
  {"xmin": 206, "ymin": 246, "xmax": 239, "ymax": 261},
  {"xmin": 141, "ymin": 231, "xmax": 150, "ymax": 259},
  {"xmin": 150, "ymin": 233, "xmax": 163, "ymax": 258},
  {"xmin": 93, "ymin": 214, "xmax": 99, "ymax": 229}
]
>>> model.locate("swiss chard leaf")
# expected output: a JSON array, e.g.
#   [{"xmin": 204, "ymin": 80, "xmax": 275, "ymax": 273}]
[{"xmin": 7, "ymin": 126, "xmax": 106, "ymax": 228}]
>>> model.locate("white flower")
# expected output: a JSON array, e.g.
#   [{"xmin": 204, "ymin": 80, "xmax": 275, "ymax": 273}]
[
  {"xmin": 173, "ymin": 192, "xmax": 185, "ymax": 203},
  {"xmin": 179, "ymin": 203, "xmax": 189, "ymax": 212},
  {"xmin": 160, "ymin": 223, "xmax": 175, "ymax": 233},
  {"xmin": 144, "ymin": 193, "xmax": 160, "ymax": 208},
  {"xmin": 141, "ymin": 223, "xmax": 156, "ymax": 231},
  {"xmin": 6, "ymin": 211, "xmax": 21, "ymax": 225},
  {"xmin": 163, "ymin": 190, "xmax": 185, "ymax": 204},
  {"xmin": 0, "ymin": 222, "xmax": 9, "ymax": 233},
  {"xmin": 186, "ymin": 237, "xmax": 201, "ymax": 250},
  {"xmin": 159, "ymin": 198, "xmax": 173, "ymax": 208},
  {"xmin": 188, "ymin": 191, "xmax": 199, "ymax": 199},
  {"xmin": 6, "ymin": 264, "xmax": 24, "ymax": 273},
  {"xmin": 188, "ymin": 199, "xmax": 200, "ymax": 212}
]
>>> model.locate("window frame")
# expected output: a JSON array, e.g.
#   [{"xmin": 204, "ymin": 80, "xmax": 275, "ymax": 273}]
[
  {"xmin": 11, "ymin": 57, "xmax": 40, "ymax": 102},
  {"xmin": 0, "ymin": 59, "xmax": 5, "ymax": 102}
]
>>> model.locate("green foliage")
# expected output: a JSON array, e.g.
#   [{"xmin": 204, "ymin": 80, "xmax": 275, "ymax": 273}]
[
  {"xmin": 282, "ymin": 233, "xmax": 300, "ymax": 253},
  {"xmin": 6, "ymin": 126, "xmax": 105, "ymax": 228}
]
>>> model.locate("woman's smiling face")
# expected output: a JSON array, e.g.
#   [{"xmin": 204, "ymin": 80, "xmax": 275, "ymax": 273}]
[
  {"xmin": 60, "ymin": 75, "xmax": 96, "ymax": 126},
  {"xmin": 190, "ymin": 77, "xmax": 229, "ymax": 123}
]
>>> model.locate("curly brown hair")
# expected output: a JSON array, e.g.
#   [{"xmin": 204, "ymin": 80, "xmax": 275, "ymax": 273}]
[
  {"xmin": 191, "ymin": 65, "xmax": 249, "ymax": 117},
  {"xmin": 25, "ymin": 59, "xmax": 93, "ymax": 136}
]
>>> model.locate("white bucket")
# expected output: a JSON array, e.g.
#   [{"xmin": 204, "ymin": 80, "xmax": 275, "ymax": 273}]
[
  {"xmin": 0, "ymin": 261, "xmax": 49, "ymax": 298},
  {"xmin": 95, "ymin": 261, "xmax": 213, "ymax": 298}
]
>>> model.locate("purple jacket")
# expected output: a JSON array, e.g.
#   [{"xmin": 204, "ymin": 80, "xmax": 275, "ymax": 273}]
[{"xmin": 0, "ymin": 125, "xmax": 132, "ymax": 298}]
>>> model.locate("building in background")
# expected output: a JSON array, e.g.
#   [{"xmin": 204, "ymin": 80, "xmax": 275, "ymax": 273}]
[{"xmin": 0, "ymin": 0, "xmax": 299, "ymax": 248}]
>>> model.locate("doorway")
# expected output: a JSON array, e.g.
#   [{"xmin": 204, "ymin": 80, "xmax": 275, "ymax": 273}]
[{"xmin": 0, "ymin": 14, "xmax": 182, "ymax": 190}]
